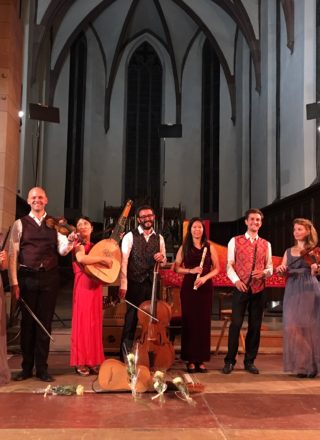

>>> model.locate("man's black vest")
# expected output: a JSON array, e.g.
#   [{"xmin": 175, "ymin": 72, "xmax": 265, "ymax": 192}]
[
  {"xmin": 127, "ymin": 229, "xmax": 160, "ymax": 283},
  {"xmin": 19, "ymin": 216, "xmax": 59, "ymax": 270}
]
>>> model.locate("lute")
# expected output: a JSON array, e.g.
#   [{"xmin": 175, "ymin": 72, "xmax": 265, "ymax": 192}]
[{"xmin": 85, "ymin": 200, "xmax": 133, "ymax": 283}]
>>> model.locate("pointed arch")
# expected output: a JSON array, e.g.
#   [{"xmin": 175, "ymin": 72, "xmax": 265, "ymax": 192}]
[{"xmin": 124, "ymin": 41, "xmax": 163, "ymax": 209}]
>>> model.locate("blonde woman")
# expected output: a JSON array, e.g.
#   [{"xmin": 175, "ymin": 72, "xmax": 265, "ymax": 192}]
[{"xmin": 277, "ymin": 218, "xmax": 320, "ymax": 378}]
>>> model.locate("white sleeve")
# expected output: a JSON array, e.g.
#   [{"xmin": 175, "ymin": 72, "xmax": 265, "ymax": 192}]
[
  {"xmin": 226, "ymin": 237, "xmax": 240, "ymax": 285},
  {"xmin": 120, "ymin": 232, "xmax": 133, "ymax": 290}
]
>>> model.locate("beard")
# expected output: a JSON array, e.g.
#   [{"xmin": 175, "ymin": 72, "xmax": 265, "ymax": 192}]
[{"xmin": 139, "ymin": 221, "xmax": 153, "ymax": 230}]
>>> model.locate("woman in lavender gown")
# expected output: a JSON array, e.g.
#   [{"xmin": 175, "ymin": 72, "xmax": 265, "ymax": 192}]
[{"xmin": 277, "ymin": 218, "xmax": 320, "ymax": 378}]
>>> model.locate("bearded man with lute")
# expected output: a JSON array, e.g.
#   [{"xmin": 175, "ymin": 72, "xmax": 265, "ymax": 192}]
[{"xmin": 119, "ymin": 205, "xmax": 166, "ymax": 360}]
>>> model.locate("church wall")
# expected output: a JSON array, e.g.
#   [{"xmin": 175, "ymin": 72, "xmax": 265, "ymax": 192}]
[
  {"xmin": 42, "ymin": 56, "xmax": 70, "ymax": 217},
  {"xmin": 82, "ymin": 28, "xmax": 120, "ymax": 221},
  {"xmin": 250, "ymin": 0, "xmax": 277, "ymax": 208},
  {"xmin": 82, "ymin": 32, "xmax": 179, "ymax": 221},
  {"xmin": 18, "ymin": 0, "xmax": 319, "ymax": 226},
  {"xmin": 18, "ymin": 0, "xmax": 46, "ymax": 200},
  {"xmin": 302, "ymin": 0, "xmax": 317, "ymax": 188},
  {"xmin": 238, "ymin": 37, "xmax": 251, "ymax": 217},
  {"xmin": 279, "ymin": 0, "xmax": 316, "ymax": 198},
  {"xmin": 227, "ymin": 0, "xmax": 317, "ymax": 219},
  {"xmin": 219, "ymin": 33, "xmax": 250, "ymax": 222},
  {"xmin": 263, "ymin": 0, "xmax": 278, "ymax": 205},
  {"xmin": 219, "ymin": 70, "xmax": 238, "ymax": 221},
  {"xmin": 170, "ymin": 35, "xmax": 203, "ymax": 219}
]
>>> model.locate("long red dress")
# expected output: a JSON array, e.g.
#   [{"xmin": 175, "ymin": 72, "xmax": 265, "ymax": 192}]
[
  {"xmin": 180, "ymin": 244, "xmax": 213, "ymax": 363},
  {"xmin": 70, "ymin": 243, "xmax": 105, "ymax": 367}
]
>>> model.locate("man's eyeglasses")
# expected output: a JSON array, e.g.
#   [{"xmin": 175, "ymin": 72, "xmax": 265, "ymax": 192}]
[{"xmin": 138, "ymin": 214, "xmax": 154, "ymax": 220}]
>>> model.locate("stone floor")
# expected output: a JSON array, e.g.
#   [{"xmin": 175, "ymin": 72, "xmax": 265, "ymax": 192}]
[
  {"xmin": 3, "ymin": 287, "xmax": 316, "ymax": 439},
  {"xmin": 2, "ymin": 351, "xmax": 320, "ymax": 439}
]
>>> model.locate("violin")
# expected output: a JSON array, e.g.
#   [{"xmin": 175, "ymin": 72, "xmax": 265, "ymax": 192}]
[
  {"xmin": 301, "ymin": 246, "xmax": 320, "ymax": 266},
  {"xmin": 45, "ymin": 216, "xmax": 76, "ymax": 236},
  {"xmin": 135, "ymin": 262, "xmax": 175, "ymax": 370},
  {"xmin": 46, "ymin": 216, "xmax": 86, "ymax": 246}
]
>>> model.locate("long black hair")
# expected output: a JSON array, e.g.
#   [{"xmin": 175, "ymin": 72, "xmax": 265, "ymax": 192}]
[{"xmin": 181, "ymin": 217, "xmax": 208, "ymax": 259}]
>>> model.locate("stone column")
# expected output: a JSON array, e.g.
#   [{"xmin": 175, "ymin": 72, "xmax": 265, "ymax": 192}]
[{"xmin": 0, "ymin": 0, "xmax": 22, "ymax": 235}]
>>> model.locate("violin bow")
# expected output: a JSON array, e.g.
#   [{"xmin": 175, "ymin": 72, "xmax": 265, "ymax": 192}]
[
  {"xmin": 19, "ymin": 297, "xmax": 55, "ymax": 342},
  {"xmin": 124, "ymin": 299, "xmax": 159, "ymax": 322}
]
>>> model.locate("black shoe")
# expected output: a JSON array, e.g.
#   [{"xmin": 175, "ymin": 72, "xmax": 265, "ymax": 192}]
[
  {"xmin": 186, "ymin": 363, "xmax": 196, "ymax": 373},
  {"xmin": 36, "ymin": 372, "xmax": 55, "ymax": 382},
  {"xmin": 222, "ymin": 363, "xmax": 234, "ymax": 374},
  {"xmin": 13, "ymin": 370, "xmax": 33, "ymax": 381},
  {"xmin": 244, "ymin": 363, "xmax": 259, "ymax": 374},
  {"xmin": 196, "ymin": 363, "xmax": 208, "ymax": 373},
  {"xmin": 307, "ymin": 372, "xmax": 317, "ymax": 378}
]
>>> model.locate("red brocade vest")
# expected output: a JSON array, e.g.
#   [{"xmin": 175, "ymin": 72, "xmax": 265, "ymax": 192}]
[{"xmin": 234, "ymin": 235, "xmax": 269, "ymax": 294}]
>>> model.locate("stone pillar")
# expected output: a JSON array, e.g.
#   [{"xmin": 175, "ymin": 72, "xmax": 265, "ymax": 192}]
[{"xmin": 0, "ymin": 0, "xmax": 22, "ymax": 235}]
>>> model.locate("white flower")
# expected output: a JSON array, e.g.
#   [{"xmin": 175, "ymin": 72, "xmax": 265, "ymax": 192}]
[
  {"xmin": 43, "ymin": 385, "xmax": 52, "ymax": 397},
  {"xmin": 172, "ymin": 376, "xmax": 196, "ymax": 406},
  {"xmin": 153, "ymin": 370, "xmax": 165, "ymax": 380},
  {"xmin": 76, "ymin": 385, "xmax": 84, "ymax": 396},
  {"xmin": 127, "ymin": 353, "xmax": 135, "ymax": 363},
  {"xmin": 172, "ymin": 376, "xmax": 183, "ymax": 386},
  {"xmin": 152, "ymin": 371, "xmax": 167, "ymax": 403}
]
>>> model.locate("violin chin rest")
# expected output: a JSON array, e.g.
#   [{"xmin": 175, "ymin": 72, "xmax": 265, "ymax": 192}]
[{"xmin": 98, "ymin": 358, "xmax": 152, "ymax": 392}]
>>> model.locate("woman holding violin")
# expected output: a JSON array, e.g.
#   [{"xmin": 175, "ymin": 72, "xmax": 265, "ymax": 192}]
[
  {"xmin": 175, "ymin": 218, "xmax": 220, "ymax": 373},
  {"xmin": 70, "ymin": 217, "xmax": 113, "ymax": 376},
  {"xmin": 276, "ymin": 218, "xmax": 320, "ymax": 378}
]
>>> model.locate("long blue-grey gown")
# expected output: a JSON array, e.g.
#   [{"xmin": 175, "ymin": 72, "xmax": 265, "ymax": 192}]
[{"xmin": 283, "ymin": 249, "xmax": 320, "ymax": 376}]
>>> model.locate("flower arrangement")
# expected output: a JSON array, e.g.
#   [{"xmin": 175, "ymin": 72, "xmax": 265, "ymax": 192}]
[
  {"xmin": 127, "ymin": 353, "xmax": 136, "ymax": 377},
  {"xmin": 172, "ymin": 376, "xmax": 196, "ymax": 406},
  {"xmin": 126, "ymin": 351, "xmax": 139, "ymax": 400},
  {"xmin": 43, "ymin": 384, "xmax": 84, "ymax": 397},
  {"xmin": 151, "ymin": 370, "xmax": 167, "ymax": 404}
]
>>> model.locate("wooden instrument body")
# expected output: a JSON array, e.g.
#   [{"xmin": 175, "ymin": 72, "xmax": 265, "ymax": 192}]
[
  {"xmin": 98, "ymin": 359, "xmax": 204, "ymax": 394},
  {"xmin": 98, "ymin": 359, "xmax": 152, "ymax": 392},
  {"xmin": 85, "ymin": 238, "xmax": 121, "ymax": 284},
  {"xmin": 84, "ymin": 199, "xmax": 133, "ymax": 284},
  {"xmin": 135, "ymin": 263, "xmax": 175, "ymax": 370},
  {"xmin": 136, "ymin": 300, "xmax": 175, "ymax": 370}
]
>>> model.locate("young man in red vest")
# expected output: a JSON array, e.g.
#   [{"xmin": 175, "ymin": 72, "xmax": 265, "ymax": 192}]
[{"xmin": 222, "ymin": 209, "xmax": 273, "ymax": 374}]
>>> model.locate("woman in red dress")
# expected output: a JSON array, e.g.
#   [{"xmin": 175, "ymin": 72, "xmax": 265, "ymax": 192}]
[
  {"xmin": 70, "ymin": 217, "xmax": 113, "ymax": 376},
  {"xmin": 175, "ymin": 218, "xmax": 220, "ymax": 373}
]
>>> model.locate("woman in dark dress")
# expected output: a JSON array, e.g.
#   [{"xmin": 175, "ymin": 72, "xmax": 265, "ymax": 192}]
[
  {"xmin": 174, "ymin": 218, "xmax": 220, "ymax": 373},
  {"xmin": 277, "ymin": 218, "xmax": 320, "ymax": 378}
]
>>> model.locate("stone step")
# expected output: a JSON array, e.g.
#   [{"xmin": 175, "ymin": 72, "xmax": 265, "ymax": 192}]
[{"xmin": 48, "ymin": 321, "xmax": 283, "ymax": 354}]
